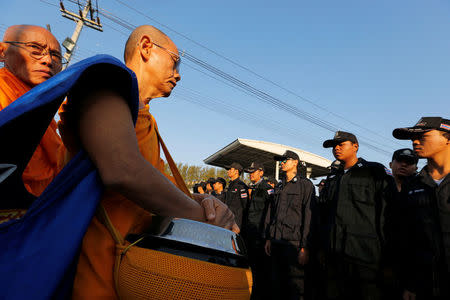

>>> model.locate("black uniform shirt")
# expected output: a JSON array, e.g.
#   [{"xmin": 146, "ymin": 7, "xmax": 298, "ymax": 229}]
[
  {"xmin": 265, "ymin": 175, "xmax": 314, "ymax": 249},
  {"xmin": 244, "ymin": 179, "xmax": 274, "ymax": 237},
  {"xmin": 396, "ymin": 166, "xmax": 450, "ymax": 296},
  {"xmin": 224, "ymin": 178, "xmax": 249, "ymax": 228},
  {"xmin": 319, "ymin": 158, "xmax": 394, "ymax": 267}
]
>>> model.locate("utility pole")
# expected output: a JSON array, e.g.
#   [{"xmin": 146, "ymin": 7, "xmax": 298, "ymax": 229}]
[{"xmin": 59, "ymin": 0, "xmax": 102, "ymax": 69}]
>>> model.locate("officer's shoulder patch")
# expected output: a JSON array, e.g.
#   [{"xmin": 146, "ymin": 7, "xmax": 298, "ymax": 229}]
[
  {"xmin": 267, "ymin": 189, "xmax": 274, "ymax": 195},
  {"xmin": 240, "ymin": 193, "xmax": 247, "ymax": 198}
]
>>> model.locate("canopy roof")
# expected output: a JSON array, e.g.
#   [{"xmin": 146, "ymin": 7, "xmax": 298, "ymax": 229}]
[{"xmin": 204, "ymin": 138, "xmax": 332, "ymax": 179}]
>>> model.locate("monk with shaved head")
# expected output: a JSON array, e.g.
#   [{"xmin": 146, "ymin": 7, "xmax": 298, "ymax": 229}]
[
  {"xmin": 68, "ymin": 25, "xmax": 239, "ymax": 298},
  {"xmin": 0, "ymin": 25, "xmax": 65, "ymax": 199}
]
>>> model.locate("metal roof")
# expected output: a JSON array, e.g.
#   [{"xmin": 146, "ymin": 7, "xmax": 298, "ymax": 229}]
[{"xmin": 203, "ymin": 138, "xmax": 332, "ymax": 179}]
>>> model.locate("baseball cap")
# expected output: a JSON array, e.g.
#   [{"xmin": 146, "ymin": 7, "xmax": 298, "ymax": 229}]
[
  {"xmin": 227, "ymin": 162, "xmax": 243, "ymax": 173},
  {"xmin": 274, "ymin": 150, "xmax": 300, "ymax": 161},
  {"xmin": 393, "ymin": 117, "xmax": 450, "ymax": 140},
  {"xmin": 392, "ymin": 148, "xmax": 419, "ymax": 164},
  {"xmin": 323, "ymin": 131, "xmax": 358, "ymax": 148},
  {"xmin": 206, "ymin": 177, "xmax": 216, "ymax": 184},
  {"xmin": 244, "ymin": 162, "xmax": 265, "ymax": 173}
]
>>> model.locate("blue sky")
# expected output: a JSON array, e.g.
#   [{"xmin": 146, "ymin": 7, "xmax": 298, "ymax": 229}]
[{"xmin": 2, "ymin": 0, "xmax": 449, "ymax": 171}]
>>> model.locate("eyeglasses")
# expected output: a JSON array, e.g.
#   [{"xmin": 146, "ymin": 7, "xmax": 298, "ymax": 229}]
[
  {"xmin": 152, "ymin": 41, "xmax": 181, "ymax": 72},
  {"xmin": 281, "ymin": 158, "xmax": 292, "ymax": 164},
  {"xmin": 4, "ymin": 41, "xmax": 67, "ymax": 66}
]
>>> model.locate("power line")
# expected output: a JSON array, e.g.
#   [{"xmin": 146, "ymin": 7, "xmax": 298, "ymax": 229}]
[
  {"xmin": 39, "ymin": 1, "xmax": 396, "ymax": 156},
  {"xmin": 112, "ymin": 0, "xmax": 402, "ymax": 149},
  {"xmin": 89, "ymin": 6, "xmax": 393, "ymax": 156}
]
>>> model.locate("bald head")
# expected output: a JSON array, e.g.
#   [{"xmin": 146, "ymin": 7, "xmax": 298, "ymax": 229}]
[
  {"xmin": 3, "ymin": 25, "xmax": 57, "ymax": 44},
  {"xmin": 1, "ymin": 25, "xmax": 62, "ymax": 87},
  {"xmin": 124, "ymin": 25, "xmax": 171, "ymax": 64}
]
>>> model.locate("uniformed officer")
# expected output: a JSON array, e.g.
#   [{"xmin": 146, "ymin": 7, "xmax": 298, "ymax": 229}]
[
  {"xmin": 392, "ymin": 117, "xmax": 450, "ymax": 299},
  {"xmin": 264, "ymin": 150, "xmax": 314, "ymax": 300},
  {"xmin": 243, "ymin": 162, "xmax": 274, "ymax": 300},
  {"xmin": 213, "ymin": 177, "xmax": 227, "ymax": 202},
  {"xmin": 383, "ymin": 149, "xmax": 418, "ymax": 299},
  {"xmin": 205, "ymin": 177, "xmax": 216, "ymax": 195},
  {"xmin": 319, "ymin": 131, "xmax": 395, "ymax": 300},
  {"xmin": 225, "ymin": 162, "xmax": 249, "ymax": 228},
  {"xmin": 389, "ymin": 148, "xmax": 418, "ymax": 192}
]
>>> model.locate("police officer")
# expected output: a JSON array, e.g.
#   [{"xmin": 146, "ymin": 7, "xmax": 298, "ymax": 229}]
[
  {"xmin": 389, "ymin": 148, "xmax": 418, "ymax": 192},
  {"xmin": 264, "ymin": 150, "xmax": 314, "ymax": 300},
  {"xmin": 243, "ymin": 162, "xmax": 274, "ymax": 300},
  {"xmin": 392, "ymin": 117, "xmax": 450, "ymax": 299},
  {"xmin": 225, "ymin": 162, "xmax": 249, "ymax": 228},
  {"xmin": 383, "ymin": 149, "xmax": 418, "ymax": 299},
  {"xmin": 319, "ymin": 131, "xmax": 395, "ymax": 300},
  {"xmin": 213, "ymin": 177, "xmax": 227, "ymax": 202},
  {"xmin": 205, "ymin": 177, "xmax": 216, "ymax": 195}
]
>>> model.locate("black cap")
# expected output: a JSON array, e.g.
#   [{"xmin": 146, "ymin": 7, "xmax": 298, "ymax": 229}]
[
  {"xmin": 244, "ymin": 162, "xmax": 265, "ymax": 173},
  {"xmin": 393, "ymin": 117, "xmax": 450, "ymax": 140},
  {"xmin": 206, "ymin": 177, "xmax": 216, "ymax": 184},
  {"xmin": 323, "ymin": 131, "xmax": 358, "ymax": 148},
  {"xmin": 214, "ymin": 177, "xmax": 226, "ymax": 188},
  {"xmin": 315, "ymin": 179, "xmax": 326, "ymax": 187},
  {"xmin": 274, "ymin": 150, "xmax": 300, "ymax": 161},
  {"xmin": 392, "ymin": 148, "xmax": 419, "ymax": 164},
  {"xmin": 227, "ymin": 162, "xmax": 243, "ymax": 173}
]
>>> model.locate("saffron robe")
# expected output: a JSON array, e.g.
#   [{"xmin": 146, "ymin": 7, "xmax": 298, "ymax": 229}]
[{"xmin": 0, "ymin": 68, "xmax": 65, "ymax": 198}]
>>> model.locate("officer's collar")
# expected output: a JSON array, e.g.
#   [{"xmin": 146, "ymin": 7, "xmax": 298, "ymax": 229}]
[
  {"xmin": 418, "ymin": 165, "xmax": 450, "ymax": 187},
  {"xmin": 283, "ymin": 174, "xmax": 300, "ymax": 184},
  {"xmin": 346, "ymin": 157, "xmax": 367, "ymax": 171}
]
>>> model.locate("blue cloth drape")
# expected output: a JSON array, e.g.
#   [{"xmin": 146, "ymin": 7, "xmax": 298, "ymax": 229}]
[{"xmin": 0, "ymin": 55, "xmax": 139, "ymax": 299}]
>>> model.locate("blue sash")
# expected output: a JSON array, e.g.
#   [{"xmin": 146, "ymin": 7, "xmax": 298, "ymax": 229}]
[{"xmin": 0, "ymin": 55, "xmax": 139, "ymax": 299}]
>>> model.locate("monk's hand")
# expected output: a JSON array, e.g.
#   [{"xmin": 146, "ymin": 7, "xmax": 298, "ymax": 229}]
[
  {"xmin": 192, "ymin": 194, "xmax": 239, "ymax": 233},
  {"xmin": 298, "ymin": 248, "xmax": 309, "ymax": 265}
]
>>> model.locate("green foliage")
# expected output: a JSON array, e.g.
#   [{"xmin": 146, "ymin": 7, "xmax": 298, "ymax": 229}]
[{"xmin": 163, "ymin": 161, "xmax": 230, "ymax": 188}]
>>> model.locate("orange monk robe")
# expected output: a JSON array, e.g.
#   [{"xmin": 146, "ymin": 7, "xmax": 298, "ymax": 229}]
[
  {"xmin": 0, "ymin": 68, "xmax": 65, "ymax": 197},
  {"xmin": 71, "ymin": 106, "xmax": 172, "ymax": 299}
]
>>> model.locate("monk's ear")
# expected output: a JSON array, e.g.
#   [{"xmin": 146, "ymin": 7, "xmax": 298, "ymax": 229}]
[
  {"xmin": 0, "ymin": 42, "xmax": 7, "ymax": 62},
  {"xmin": 138, "ymin": 35, "xmax": 153, "ymax": 62}
]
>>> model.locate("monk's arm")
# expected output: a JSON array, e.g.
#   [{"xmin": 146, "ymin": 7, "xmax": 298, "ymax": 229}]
[{"xmin": 77, "ymin": 89, "xmax": 205, "ymax": 221}]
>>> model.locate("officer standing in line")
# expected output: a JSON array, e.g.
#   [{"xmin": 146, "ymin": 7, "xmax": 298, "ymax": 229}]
[
  {"xmin": 264, "ymin": 150, "xmax": 314, "ymax": 300},
  {"xmin": 383, "ymin": 148, "xmax": 418, "ymax": 299},
  {"xmin": 391, "ymin": 117, "xmax": 450, "ymax": 300},
  {"xmin": 242, "ymin": 162, "xmax": 274, "ymax": 300},
  {"xmin": 225, "ymin": 162, "xmax": 249, "ymax": 228},
  {"xmin": 205, "ymin": 178, "xmax": 216, "ymax": 195},
  {"xmin": 319, "ymin": 131, "xmax": 395, "ymax": 300},
  {"xmin": 213, "ymin": 177, "xmax": 227, "ymax": 202},
  {"xmin": 389, "ymin": 148, "xmax": 418, "ymax": 192}
]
